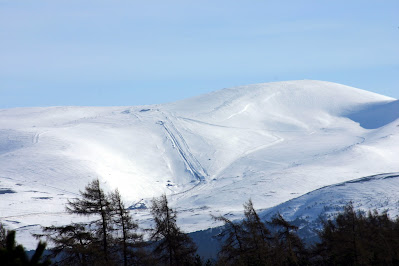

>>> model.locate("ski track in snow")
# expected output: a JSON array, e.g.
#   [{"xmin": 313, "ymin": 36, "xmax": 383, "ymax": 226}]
[
  {"xmin": 32, "ymin": 132, "xmax": 40, "ymax": 144},
  {"xmin": 227, "ymin": 103, "xmax": 251, "ymax": 120},
  {"xmin": 158, "ymin": 112, "xmax": 208, "ymax": 182},
  {"xmin": 0, "ymin": 212, "xmax": 67, "ymax": 220},
  {"xmin": 0, "ymin": 175, "xmax": 80, "ymax": 197},
  {"xmin": 242, "ymin": 133, "xmax": 284, "ymax": 157},
  {"xmin": 155, "ymin": 111, "xmax": 216, "ymax": 200},
  {"xmin": 310, "ymin": 136, "xmax": 366, "ymax": 161},
  {"xmin": 177, "ymin": 116, "xmax": 241, "ymax": 129},
  {"xmin": 214, "ymin": 130, "xmax": 285, "ymax": 178}
]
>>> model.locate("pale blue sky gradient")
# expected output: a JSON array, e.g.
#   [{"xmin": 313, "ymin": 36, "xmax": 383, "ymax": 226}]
[{"xmin": 1, "ymin": 0, "xmax": 398, "ymax": 108}]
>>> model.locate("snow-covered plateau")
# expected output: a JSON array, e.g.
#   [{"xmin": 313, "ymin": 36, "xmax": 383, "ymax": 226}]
[{"xmin": 0, "ymin": 80, "xmax": 398, "ymax": 249}]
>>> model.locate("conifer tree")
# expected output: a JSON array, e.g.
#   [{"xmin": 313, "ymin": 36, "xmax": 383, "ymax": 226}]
[
  {"xmin": 0, "ymin": 230, "xmax": 50, "ymax": 265},
  {"xmin": 149, "ymin": 194, "xmax": 197, "ymax": 266},
  {"xmin": 110, "ymin": 189, "xmax": 146, "ymax": 266},
  {"xmin": 213, "ymin": 200, "xmax": 274, "ymax": 265},
  {"xmin": 270, "ymin": 212, "xmax": 305, "ymax": 265},
  {"xmin": 66, "ymin": 178, "xmax": 113, "ymax": 263},
  {"xmin": 241, "ymin": 199, "xmax": 272, "ymax": 265},
  {"xmin": 313, "ymin": 202, "xmax": 399, "ymax": 265},
  {"xmin": 212, "ymin": 214, "xmax": 246, "ymax": 265},
  {"xmin": 40, "ymin": 180, "xmax": 149, "ymax": 265},
  {"xmin": 39, "ymin": 223, "xmax": 96, "ymax": 265},
  {"xmin": 0, "ymin": 222, "xmax": 6, "ymax": 249}
]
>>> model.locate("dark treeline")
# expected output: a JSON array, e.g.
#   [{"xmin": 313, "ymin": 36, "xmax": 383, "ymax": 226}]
[
  {"xmin": 213, "ymin": 201, "xmax": 399, "ymax": 265},
  {"xmin": 1, "ymin": 179, "xmax": 399, "ymax": 265},
  {"xmin": 0, "ymin": 227, "xmax": 50, "ymax": 265},
  {"xmin": 35, "ymin": 179, "xmax": 201, "ymax": 266}
]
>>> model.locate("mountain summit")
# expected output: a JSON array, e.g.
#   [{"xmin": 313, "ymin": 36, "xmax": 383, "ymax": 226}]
[{"xmin": 0, "ymin": 80, "xmax": 398, "ymax": 248}]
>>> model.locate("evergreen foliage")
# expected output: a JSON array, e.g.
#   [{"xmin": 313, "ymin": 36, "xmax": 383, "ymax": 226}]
[
  {"xmin": 149, "ymin": 194, "xmax": 197, "ymax": 266},
  {"xmin": 19, "ymin": 179, "xmax": 399, "ymax": 266},
  {"xmin": 109, "ymin": 189, "xmax": 147, "ymax": 266},
  {"xmin": 0, "ymin": 222, "xmax": 6, "ymax": 249},
  {"xmin": 212, "ymin": 214, "xmax": 245, "ymax": 265},
  {"xmin": 241, "ymin": 199, "xmax": 272, "ymax": 265},
  {"xmin": 39, "ymin": 179, "xmax": 146, "ymax": 265},
  {"xmin": 313, "ymin": 202, "xmax": 399, "ymax": 265},
  {"xmin": 269, "ymin": 213, "xmax": 306, "ymax": 265},
  {"xmin": 66, "ymin": 179, "xmax": 112, "ymax": 263},
  {"xmin": 39, "ymin": 223, "xmax": 97, "ymax": 265},
  {"xmin": 214, "ymin": 199, "xmax": 305, "ymax": 265},
  {"xmin": 0, "ymin": 230, "xmax": 50, "ymax": 265}
]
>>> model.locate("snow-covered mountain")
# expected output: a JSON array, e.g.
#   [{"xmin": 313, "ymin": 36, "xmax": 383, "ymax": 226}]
[
  {"xmin": 0, "ymin": 80, "xmax": 398, "ymax": 248},
  {"xmin": 260, "ymin": 172, "xmax": 399, "ymax": 242}
]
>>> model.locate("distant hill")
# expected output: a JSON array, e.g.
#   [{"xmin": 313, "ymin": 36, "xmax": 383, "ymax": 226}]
[{"xmin": 0, "ymin": 80, "xmax": 398, "ymax": 249}]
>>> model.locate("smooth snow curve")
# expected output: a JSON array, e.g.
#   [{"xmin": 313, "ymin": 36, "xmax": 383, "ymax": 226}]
[{"xmin": 346, "ymin": 100, "xmax": 399, "ymax": 129}]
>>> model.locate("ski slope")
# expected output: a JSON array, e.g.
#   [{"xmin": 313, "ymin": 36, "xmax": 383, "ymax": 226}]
[{"xmin": 0, "ymin": 80, "xmax": 398, "ymax": 248}]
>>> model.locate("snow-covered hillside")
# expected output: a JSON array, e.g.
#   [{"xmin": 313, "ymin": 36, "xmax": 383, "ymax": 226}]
[
  {"xmin": 262, "ymin": 172, "xmax": 399, "ymax": 222},
  {"xmin": 260, "ymin": 172, "xmax": 399, "ymax": 242},
  {"xmin": 0, "ymin": 80, "xmax": 398, "ymax": 248}
]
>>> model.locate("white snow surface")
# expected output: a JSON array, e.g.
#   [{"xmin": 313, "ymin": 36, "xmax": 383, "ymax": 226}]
[
  {"xmin": 260, "ymin": 172, "xmax": 399, "ymax": 233},
  {"xmin": 0, "ymin": 80, "xmax": 398, "ymax": 248}
]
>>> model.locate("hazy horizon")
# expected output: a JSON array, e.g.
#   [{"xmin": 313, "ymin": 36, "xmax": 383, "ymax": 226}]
[{"xmin": 1, "ymin": 0, "xmax": 398, "ymax": 108}]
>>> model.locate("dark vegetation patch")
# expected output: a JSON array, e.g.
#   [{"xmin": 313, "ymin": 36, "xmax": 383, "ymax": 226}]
[
  {"xmin": 128, "ymin": 201, "xmax": 147, "ymax": 210},
  {"xmin": 31, "ymin": 197, "xmax": 53, "ymax": 200},
  {"xmin": 0, "ymin": 188, "xmax": 16, "ymax": 194}
]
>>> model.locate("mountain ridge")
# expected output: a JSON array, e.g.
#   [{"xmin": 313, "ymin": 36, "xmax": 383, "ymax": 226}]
[{"xmin": 0, "ymin": 80, "xmax": 398, "ymax": 248}]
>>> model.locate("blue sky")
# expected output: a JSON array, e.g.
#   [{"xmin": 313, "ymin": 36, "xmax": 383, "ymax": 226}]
[{"xmin": 1, "ymin": 0, "xmax": 398, "ymax": 108}]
